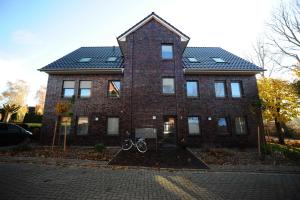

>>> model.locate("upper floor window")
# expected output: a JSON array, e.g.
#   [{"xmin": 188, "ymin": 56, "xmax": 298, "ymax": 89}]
[
  {"xmin": 62, "ymin": 81, "xmax": 75, "ymax": 98},
  {"xmin": 212, "ymin": 57, "xmax": 226, "ymax": 63},
  {"xmin": 188, "ymin": 116, "xmax": 200, "ymax": 135},
  {"xmin": 186, "ymin": 81, "xmax": 199, "ymax": 97},
  {"xmin": 215, "ymin": 81, "xmax": 226, "ymax": 98},
  {"xmin": 107, "ymin": 57, "xmax": 117, "ymax": 62},
  {"xmin": 78, "ymin": 57, "xmax": 91, "ymax": 62},
  {"xmin": 162, "ymin": 78, "xmax": 175, "ymax": 94},
  {"xmin": 108, "ymin": 80, "xmax": 121, "ymax": 97},
  {"xmin": 187, "ymin": 57, "xmax": 198, "ymax": 62},
  {"xmin": 235, "ymin": 117, "xmax": 247, "ymax": 135},
  {"xmin": 79, "ymin": 81, "xmax": 92, "ymax": 98},
  {"xmin": 161, "ymin": 44, "xmax": 173, "ymax": 59},
  {"xmin": 231, "ymin": 81, "xmax": 242, "ymax": 98}
]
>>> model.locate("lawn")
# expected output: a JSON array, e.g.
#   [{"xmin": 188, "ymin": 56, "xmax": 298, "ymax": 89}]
[{"xmin": 25, "ymin": 123, "xmax": 42, "ymax": 128}]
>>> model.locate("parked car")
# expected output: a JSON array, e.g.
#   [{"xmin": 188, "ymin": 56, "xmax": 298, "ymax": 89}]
[{"xmin": 0, "ymin": 122, "xmax": 33, "ymax": 146}]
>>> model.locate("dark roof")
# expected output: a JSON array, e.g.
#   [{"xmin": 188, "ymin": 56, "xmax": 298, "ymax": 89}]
[
  {"xmin": 40, "ymin": 47, "xmax": 123, "ymax": 71},
  {"xmin": 183, "ymin": 47, "xmax": 262, "ymax": 71},
  {"xmin": 40, "ymin": 46, "xmax": 263, "ymax": 72}
]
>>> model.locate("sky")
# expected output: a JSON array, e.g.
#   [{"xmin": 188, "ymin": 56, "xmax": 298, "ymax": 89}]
[{"xmin": 0, "ymin": 0, "xmax": 283, "ymax": 106}]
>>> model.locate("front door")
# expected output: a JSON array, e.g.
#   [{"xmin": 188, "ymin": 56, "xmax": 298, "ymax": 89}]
[{"xmin": 163, "ymin": 116, "xmax": 176, "ymax": 144}]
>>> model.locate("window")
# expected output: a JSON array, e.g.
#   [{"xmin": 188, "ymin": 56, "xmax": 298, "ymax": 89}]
[
  {"xmin": 212, "ymin": 57, "xmax": 226, "ymax": 63},
  {"xmin": 59, "ymin": 117, "xmax": 71, "ymax": 135},
  {"xmin": 217, "ymin": 117, "xmax": 230, "ymax": 135},
  {"xmin": 107, "ymin": 117, "xmax": 119, "ymax": 135},
  {"xmin": 215, "ymin": 81, "xmax": 226, "ymax": 98},
  {"xmin": 107, "ymin": 57, "xmax": 117, "ymax": 62},
  {"xmin": 188, "ymin": 57, "xmax": 198, "ymax": 62},
  {"xmin": 77, "ymin": 117, "xmax": 88, "ymax": 135},
  {"xmin": 108, "ymin": 80, "xmax": 121, "ymax": 97},
  {"xmin": 161, "ymin": 44, "xmax": 173, "ymax": 59},
  {"xmin": 231, "ymin": 81, "xmax": 242, "ymax": 98},
  {"xmin": 235, "ymin": 117, "xmax": 247, "ymax": 135},
  {"xmin": 186, "ymin": 81, "xmax": 199, "ymax": 97},
  {"xmin": 188, "ymin": 117, "xmax": 200, "ymax": 135},
  {"xmin": 162, "ymin": 78, "xmax": 175, "ymax": 94},
  {"xmin": 79, "ymin": 81, "xmax": 92, "ymax": 98},
  {"xmin": 62, "ymin": 81, "xmax": 75, "ymax": 98},
  {"xmin": 78, "ymin": 57, "xmax": 91, "ymax": 62}
]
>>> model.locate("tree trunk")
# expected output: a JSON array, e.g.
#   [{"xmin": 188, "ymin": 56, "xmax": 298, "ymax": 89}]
[
  {"xmin": 3, "ymin": 112, "xmax": 12, "ymax": 123},
  {"xmin": 51, "ymin": 120, "xmax": 58, "ymax": 151},
  {"xmin": 275, "ymin": 117, "xmax": 284, "ymax": 145},
  {"xmin": 64, "ymin": 124, "xmax": 67, "ymax": 151}
]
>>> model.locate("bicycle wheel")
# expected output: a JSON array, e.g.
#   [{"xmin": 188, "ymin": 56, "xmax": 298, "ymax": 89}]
[
  {"xmin": 136, "ymin": 140, "xmax": 147, "ymax": 153},
  {"xmin": 122, "ymin": 139, "xmax": 133, "ymax": 150}
]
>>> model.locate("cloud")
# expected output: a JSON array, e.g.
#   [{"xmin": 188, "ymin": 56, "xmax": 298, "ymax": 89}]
[{"xmin": 11, "ymin": 29, "xmax": 43, "ymax": 45}]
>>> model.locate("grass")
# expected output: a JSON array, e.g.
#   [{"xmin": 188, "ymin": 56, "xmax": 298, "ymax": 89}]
[
  {"xmin": 264, "ymin": 143, "xmax": 300, "ymax": 162},
  {"xmin": 25, "ymin": 123, "xmax": 42, "ymax": 128}
]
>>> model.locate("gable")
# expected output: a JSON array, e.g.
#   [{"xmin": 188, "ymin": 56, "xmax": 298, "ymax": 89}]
[{"xmin": 117, "ymin": 12, "xmax": 189, "ymax": 42}]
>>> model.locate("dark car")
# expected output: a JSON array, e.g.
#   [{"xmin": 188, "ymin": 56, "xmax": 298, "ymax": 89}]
[{"xmin": 0, "ymin": 122, "xmax": 33, "ymax": 146}]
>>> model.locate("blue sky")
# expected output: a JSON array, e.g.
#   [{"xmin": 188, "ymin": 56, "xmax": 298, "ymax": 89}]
[{"xmin": 0, "ymin": 0, "xmax": 279, "ymax": 106}]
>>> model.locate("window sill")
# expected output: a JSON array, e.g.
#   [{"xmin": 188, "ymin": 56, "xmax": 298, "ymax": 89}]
[
  {"xmin": 106, "ymin": 134, "xmax": 120, "ymax": 136},
  {"xmin": 162, "ymin": 58, "xmax": 173, "ymax": 61},
  {"xmin": 186, "ymin": 97, "xmax": 199, "ymax": 99},
  {"xmin": 78, "ymin": 97, "xmax": 91, "ymax": 99},
  {"xmin": 162, "ymin": 93, "xmax": 175, "ymax": 96},
  {"xmin": 188, "ymin": 134, "xmax": 201, "ymax": 137},
  {"xmin": 107, "ymin": 96, "xmax": 120, "ymax": 99},
  {"xmin": 61, "ymin": 96, "xmax": 74, "ymax": 99}
]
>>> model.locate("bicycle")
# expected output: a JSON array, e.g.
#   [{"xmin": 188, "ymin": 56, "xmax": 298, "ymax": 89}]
[{"xmin": 122, "ymin": 133, "xmax": 147, "ymax": 153}]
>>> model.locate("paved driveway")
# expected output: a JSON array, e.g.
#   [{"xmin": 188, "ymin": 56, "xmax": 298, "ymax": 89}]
[{"xmin": 0, "ymin": 162, "xmax": 299, "ymax": 200}]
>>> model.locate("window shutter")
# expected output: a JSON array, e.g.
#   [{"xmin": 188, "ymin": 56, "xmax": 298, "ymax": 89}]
[
  {"xmin": 80, "ymin": 81, "xmax": 92, "ymax": 88},
  {"xmin": 63, "ymin": 81, "xmax": 75, "ymax": 88}
]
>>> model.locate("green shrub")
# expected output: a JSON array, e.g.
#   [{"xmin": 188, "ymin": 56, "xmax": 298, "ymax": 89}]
[
  {"xmin": 95, "ymin": 143, "xmax": 106, "ymax": 153},
  {"xmin": 12, "ymin": 144, "xmax": 32, "ymax": 152}
]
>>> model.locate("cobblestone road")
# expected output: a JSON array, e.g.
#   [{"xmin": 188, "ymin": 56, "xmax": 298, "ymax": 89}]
[{"xmin": 0, "ymin": 162, "xmax": 299, "ymax": 200}]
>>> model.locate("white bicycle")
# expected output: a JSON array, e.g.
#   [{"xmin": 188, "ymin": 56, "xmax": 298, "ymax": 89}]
[{"xmin": 122, "ymin": 137, "xmax": 147, "ymax": 153}]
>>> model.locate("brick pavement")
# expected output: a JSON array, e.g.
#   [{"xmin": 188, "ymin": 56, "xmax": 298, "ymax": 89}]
[{"xmin": 0, "ymin": 162, "xmax": 300, "ymax": 200}]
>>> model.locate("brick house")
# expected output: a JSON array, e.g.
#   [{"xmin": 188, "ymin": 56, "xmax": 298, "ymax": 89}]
[{"xmin": 39, "ymin": 12, "xmax": 264, "ymax": 147}]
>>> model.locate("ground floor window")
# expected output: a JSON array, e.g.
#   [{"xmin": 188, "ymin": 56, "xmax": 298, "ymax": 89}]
[
  {"xmin": 59, "ymin": 116, "xmax": 71, "ymax": 135},
  {"xmin": 235, "ymin": 117, "xmax": 247, "ymax": 135},
  {"xmin": 107, "ymin": 117, "xmax": 119, "ymax": 135},
  {"xmin": 188, "ymin": 116, "xmax": 200, "ymax": 135},
  {"xmin": 77, "ymin": 116, "xmax": 89, "ymax": 135},
  {"xmin": 217, "ymin": 117, "xmax": 230, "ymax": 135}
]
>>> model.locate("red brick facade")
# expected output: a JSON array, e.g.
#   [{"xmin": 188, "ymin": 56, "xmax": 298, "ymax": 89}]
[{"xmin": 41, "ymin": 19, "xmax": 263, "ymax": 147}]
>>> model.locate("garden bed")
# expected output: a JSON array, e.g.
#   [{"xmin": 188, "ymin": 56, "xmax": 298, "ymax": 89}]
[
  {"xmin": 108, "ymin": 147, "xmax": 209, "ymax": 169},
  {"xmin": 0, "ymin": 145, "xmax": 119, "ymax": 161},
  {"xmin": 191, "ymin": 147, "xmax": 300, "ymax": 166}
]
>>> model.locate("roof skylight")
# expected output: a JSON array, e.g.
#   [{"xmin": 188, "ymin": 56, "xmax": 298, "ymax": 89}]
[
  {"xmin": 188, "ymin": 57, "xmax": 198, "ymax": 62},
  {"xmin": 212, "ymin": 57, "xmax": 226, "ymax": 63},
  {"xmin": 107, "ymin": 57, "xmax": 117, "ymax": 62},
  {"xmin": 78, "ymin": 57, "xmax": 91, "ymax": 62}
]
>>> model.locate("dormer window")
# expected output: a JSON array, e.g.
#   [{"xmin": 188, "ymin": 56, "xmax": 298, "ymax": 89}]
[
  {"xmin": 107, "ymin": 57, "xmax": 117, "ymax": 62},
  {"xmin": 78, "ymin": 57, "xmax": 91, "ymax": 62},
  {"xmin": 188, "ymin": 57, "xmax": 198, "ymax": 62},
  {"xmin": 161, "ymin": 44, "xmax": 173, "ymax": 59},
  {"xmin": 212, "ymin": 57, "xmax": 226, "ymax": 63}
]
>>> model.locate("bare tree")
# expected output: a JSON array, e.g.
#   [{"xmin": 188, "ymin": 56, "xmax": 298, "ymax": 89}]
[
  {"xmin": 267, "ymin": 0, "xmax": 300, "ymax": 70},
  {"xmin": 247, "ymin": 37, "xmax": 280, "ymax": 77}
]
